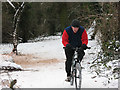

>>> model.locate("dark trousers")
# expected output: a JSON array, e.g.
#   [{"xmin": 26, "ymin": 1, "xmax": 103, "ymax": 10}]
[{"xmin": 64, "ymin": 48, "xmax": 85, "ymax": 76}]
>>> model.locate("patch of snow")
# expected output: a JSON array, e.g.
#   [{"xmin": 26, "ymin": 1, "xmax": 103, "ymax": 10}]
[
  {"xmin": 0, "ymin": 62, "xmax": 22, "ymax": 70},
  {"xmin": 17, "ymin": 36, "xmax": 65, "ymax": 60},
  {"xmin": 0, "ymin": 54, "xmax": 22, "ymax": 70},
  {"xmin": 87, "ymin": 20, "xmax": 96, "ymax": 40},
  {"xmin": 0, "ymin": 44, "xmax": 13, "ymax": 54},
  {"xmin": 0, "ymin": 55, "xmax": 13, "ymax": 63}
]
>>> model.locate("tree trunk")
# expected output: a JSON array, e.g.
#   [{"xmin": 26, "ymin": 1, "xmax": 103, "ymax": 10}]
[{"xmin": 11, "ymin": 2, "xmax": 25, "ymax": 55}]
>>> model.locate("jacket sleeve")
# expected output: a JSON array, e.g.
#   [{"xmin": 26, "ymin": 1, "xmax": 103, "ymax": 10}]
[
  {"xmin": 62, "ymin": 30, "xmax": 69, "ymax": 47},
  {"xmin": 81, "ymin": 29, "xmax": 88, "ymax": 45}
]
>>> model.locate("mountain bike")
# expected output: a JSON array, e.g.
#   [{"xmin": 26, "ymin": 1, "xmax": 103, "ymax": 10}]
[{"xmin": 70, "ymin": 46, "xmax": 91, "ymax": 90}]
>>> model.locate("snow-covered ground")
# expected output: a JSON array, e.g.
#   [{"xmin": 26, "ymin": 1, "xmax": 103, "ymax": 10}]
[{"xmin": 0, "ymin": 35, "xmax": 118, "ymax": 89}]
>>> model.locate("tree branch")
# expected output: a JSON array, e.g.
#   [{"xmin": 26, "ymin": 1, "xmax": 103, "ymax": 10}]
[{"xmin": 7, "ymin": 0, "xmax": 16, "ymax": 10}]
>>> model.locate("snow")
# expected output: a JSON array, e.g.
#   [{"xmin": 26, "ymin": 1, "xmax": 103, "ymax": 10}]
[
  {"xmin": 0, "ymin": 62, "xmax": 22, "ymax": 69},
  {"xmin": 0, "ymin": 34, "xmax": 118, "ymax": 89},
  {"xmin": 0, "ymin": 54, "xmax": 13, "ymax": 63},
  {"xmin": 0, "ymin": 44, "xmax": 13, "ymax": 54},
  {"xmin": 87, "ymin": 20, "xmax": 96, "ymax": 40},
  {"xmin": 17, "ymin": 36, "xmax": 65, "ymax": 60},
  {"xmin": 0, "ymin": 54, "xmax": 23, "ymax": 70}
]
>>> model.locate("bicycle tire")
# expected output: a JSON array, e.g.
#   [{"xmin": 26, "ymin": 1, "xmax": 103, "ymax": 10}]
[
  {"xmin": 70, "ymin": 69, "xmax": 75, "ymax": 85},
  {"xmin": 75, "ymin": 63, "xmax": 82, "ymax": 90},
  {"xmin": 70, "ymin": 59, "xmax": 76, "ymax": 86}
]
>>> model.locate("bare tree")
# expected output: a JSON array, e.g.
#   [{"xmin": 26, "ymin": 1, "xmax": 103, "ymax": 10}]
[{"xmin": 7, "ymin": 0, "xmax": 25, "ymax": 55}]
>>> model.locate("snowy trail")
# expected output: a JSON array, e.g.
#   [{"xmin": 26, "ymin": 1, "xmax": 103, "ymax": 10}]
[{"xmin": 0, "ymin": 36, "xmax": 118, "ymax": 89}]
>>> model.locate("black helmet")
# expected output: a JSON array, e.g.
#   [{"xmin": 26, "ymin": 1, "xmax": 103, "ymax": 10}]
[{"xmin": 71, "ymin": 19, "xmax": 80, "ymax": 27}]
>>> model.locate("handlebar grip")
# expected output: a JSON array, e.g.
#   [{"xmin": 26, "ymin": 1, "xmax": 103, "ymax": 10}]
[{"xmin": 87, "ymin": 47, "xmax": 91, "ymax": 49}]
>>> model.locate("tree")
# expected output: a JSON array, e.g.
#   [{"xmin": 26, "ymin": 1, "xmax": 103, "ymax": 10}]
[{"xmin": 7, "ymin": 0, "xmax": 26, "ymax": 55}]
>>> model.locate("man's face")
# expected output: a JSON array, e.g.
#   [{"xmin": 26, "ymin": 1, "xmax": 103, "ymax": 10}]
[{"xmin": 71, "ymin": 26, "xmax": 79, "ymax": 33}]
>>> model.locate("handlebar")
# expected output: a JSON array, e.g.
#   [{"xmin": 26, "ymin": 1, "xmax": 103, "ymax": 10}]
[
  {"xmin": 87, "ymin": 47, "xmax": 91, "ymax": 49},
  {"xmin": 63, "ymin": 46, "xmax": 91, "ymax": 50}
]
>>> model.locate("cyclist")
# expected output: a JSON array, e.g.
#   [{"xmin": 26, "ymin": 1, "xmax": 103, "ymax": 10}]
[{"xmin": 62, "ymin": 19, "xmax": 88, "ymax": 82}]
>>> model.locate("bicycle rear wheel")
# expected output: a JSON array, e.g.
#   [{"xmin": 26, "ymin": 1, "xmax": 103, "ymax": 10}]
[{"xmin": 75, "ymin": 63, "xmax": 82, "ymax": 90}]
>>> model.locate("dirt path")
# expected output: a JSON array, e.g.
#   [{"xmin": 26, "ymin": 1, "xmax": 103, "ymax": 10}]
[{"xmin": 12, "ymin": 54, "xmax": 60, "ymax": 68}]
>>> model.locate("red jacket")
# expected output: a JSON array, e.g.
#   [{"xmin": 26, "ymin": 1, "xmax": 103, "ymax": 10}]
[{"xmin": 62, "ymin": 26, "xmax": 88, "ymax": 47}]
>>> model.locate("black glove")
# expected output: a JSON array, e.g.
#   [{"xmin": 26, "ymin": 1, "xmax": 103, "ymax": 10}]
[
  {"xmin": 66, "ymin": 44, "xmax": 72, "ymax": 49},
  {"xmin": 77, "ymin": 50, "xmax": 85, "ymax": 62},
  {"xmin": 81, "ymin": 44, "xmax": 87, "ymax": 50}
]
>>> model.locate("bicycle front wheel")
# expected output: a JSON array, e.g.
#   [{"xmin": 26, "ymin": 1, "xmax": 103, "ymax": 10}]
[
  {"xmin": 75, "ymin": 63, "xmax": 82, "ymax": 90},
  {"xmin": 70, "ymin": 69, "xmax": 75, "ymax": 86}
]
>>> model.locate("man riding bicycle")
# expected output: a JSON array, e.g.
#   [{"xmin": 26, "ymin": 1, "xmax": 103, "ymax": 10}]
[{"xmin": 62, "ymin": 19, "xmax": 88, "ymax": 82}]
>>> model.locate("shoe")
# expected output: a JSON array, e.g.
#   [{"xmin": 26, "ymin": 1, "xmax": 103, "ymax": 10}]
[{"xmin": 65, "ymin": 76, "xmax": 71, "ymax": 82}]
